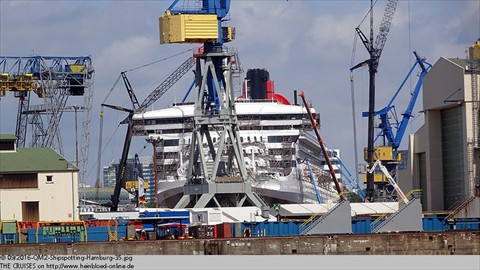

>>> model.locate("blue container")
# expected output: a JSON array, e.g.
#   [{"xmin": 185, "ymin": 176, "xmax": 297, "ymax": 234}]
[
  {"xmin": 140, "ymin": 210, "xmax": 190, "ymax": 219},
  {"xmin": 0, "ymin": 232, "xmax": 20, "ymax": 244},
  {"xmin": 453, "ymin": 218, "xmax": 480, "ymax": 230},
  {"xmin": 352, "ymin": 219, "xmax": 372, "ymax": 234},
  {"xmin": 86, "ymin": 225, "xmax": 127, "ymax": 242},
  {"xmin": 422, "ymin": 217, "xmax": 447, "ymax": 232},
  {"xmin": 26, "ymin": 229, "xmax": 36, "ymax": 243},
  {"xmin": 237, "ymin": 221, "xmax": 301, "ymax": 237}
]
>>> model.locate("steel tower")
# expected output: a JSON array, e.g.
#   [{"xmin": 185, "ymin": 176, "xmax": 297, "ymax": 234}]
[{"xmin": 0, "ymin": 56, "xmax": 94, "ymax": 185}]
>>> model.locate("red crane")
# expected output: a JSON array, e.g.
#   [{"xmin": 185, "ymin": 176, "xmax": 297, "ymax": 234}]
[{"xmin": 299, "ymin": 91, "xmax": 343, "ymax": 195}]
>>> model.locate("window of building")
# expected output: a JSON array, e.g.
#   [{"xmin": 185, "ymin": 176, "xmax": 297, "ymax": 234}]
[
  {"xmin": 0, "ymin": 140, "xmax": 15, "ymax": 151},
  {"xmin": 0, "ymin": 173, "xmax": 38, "ymax": 189},
  {"xmin": 163, "ymin": 139, "xmax": 179, "ymax": 147},
  {"xmin": 46, "ymin": 175, "xmax": 53, "ymax": 184}
]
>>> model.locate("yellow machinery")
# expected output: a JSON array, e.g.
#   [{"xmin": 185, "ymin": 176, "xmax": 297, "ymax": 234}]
[
  {"xmin": 363, "ymin": 173, "xmax": 388, "ymax": 184},
  {"xmin": 364, "ymin": 146, "xmax": 402, "ymax": 162},
  {"xmin": 469, "ymin": 39, "xmax": 480, "ymax": 60},
  {"xmin": 125, "ymin": 180, "xmax": 149, "ymax": 190},
  {"xmin": 0, "ymin": 73, "xmax": 37, "ymax": 97},
  {"xmin": 362, "ymin": 146, "xmax": 401, "ymax": 183},
  {"xmin": 160, "ymin": 11, "xmax": 219, "ymax": 44}
]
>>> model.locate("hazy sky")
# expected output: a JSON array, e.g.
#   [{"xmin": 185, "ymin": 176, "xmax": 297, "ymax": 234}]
[{"xmin": 0, "ymin": 0, "xmax": 479, "ymax": 187}]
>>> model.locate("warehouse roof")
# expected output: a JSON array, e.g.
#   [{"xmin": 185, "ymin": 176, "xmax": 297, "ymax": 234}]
[
  {"xmin": 0, "ymin": 134, "xmax": 17, "ymax": 140},
  {"xmin": 0, "ymin": 147, "xmax": 77, "ymax": 173},
  {"xmin": 278, "ymin": 202, "xmax": 399, "ymax": 217}
]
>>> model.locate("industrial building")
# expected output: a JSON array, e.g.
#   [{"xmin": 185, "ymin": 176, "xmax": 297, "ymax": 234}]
[
  {"xmin": 0, "ymin": 134, "xmax": 79, "ymax": 221},
  {"xmin": 102, "ymin": 155, "xmax": 156, "ymax": 205},
  {"xmin": 401, "ymin": 41, "xmax": 480, "ymax": 211}
]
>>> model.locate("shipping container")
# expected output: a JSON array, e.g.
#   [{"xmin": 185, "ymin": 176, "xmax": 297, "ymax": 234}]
[
  {"xmin": 422, "ymin": 217, "xmax": 447, "ymax": 232},
  {"xmin": 189, "ymin": 224, "xmax": 217, "ymax": 239},
  {"xmin": 231, "ymin": 221, "xmax": 302, "ymax": 237},
  {"xmin": 216, "ymin": 223, "xmax": 232, "ymax": 238},
  {"xmin": 352, "ymin": 219, "xmax": 372, "ymax": 234}
]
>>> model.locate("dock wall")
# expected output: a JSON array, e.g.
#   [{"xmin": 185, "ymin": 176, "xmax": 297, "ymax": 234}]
[{"xmin": 1, "ymin": 231, "xmax": 478, "ymax": 255}]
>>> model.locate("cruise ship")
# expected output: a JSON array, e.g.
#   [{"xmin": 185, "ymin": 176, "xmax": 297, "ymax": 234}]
[{"xmin": 133, "ymin": 69, "xmax": 340, "ymax": 207}]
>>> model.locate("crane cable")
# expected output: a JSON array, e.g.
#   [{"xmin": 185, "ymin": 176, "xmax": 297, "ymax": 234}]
[
  {"xmin": 351, "ymin": 0, "xmax": 381, "ymax": 193},
  {"xmin": 350, "ymin": 31, "xmax": 361, "ymax": 189},
  {"xmin": 122, "ymin": 48, "xmax": 193, "ymax": 73},
  {"xmin": 357, "ymin": 0, "xmax": 378, "ymax": 29}
]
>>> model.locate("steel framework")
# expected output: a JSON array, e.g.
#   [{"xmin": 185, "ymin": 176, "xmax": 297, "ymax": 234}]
[{"xmin": 0, "ymin": 56, "xmax": 94, "ymax": 184}]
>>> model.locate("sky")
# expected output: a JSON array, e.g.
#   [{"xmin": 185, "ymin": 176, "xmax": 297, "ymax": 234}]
[{"xmin": 0, "ymin": 0, "xmax": 479, "ymax": 187}]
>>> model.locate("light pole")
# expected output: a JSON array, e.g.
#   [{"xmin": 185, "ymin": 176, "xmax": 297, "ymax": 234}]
[{"xmin": 65, "ymin": 105, "xmax": 85, "ymax": 168}]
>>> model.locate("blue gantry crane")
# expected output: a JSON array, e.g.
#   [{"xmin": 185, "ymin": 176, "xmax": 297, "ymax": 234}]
[
  {"xmin": 161, "ymin": 0, "xmax": 265, "ymax": 208},
  {"xmin": 355, "ymin": 51, "xmax": 431, "ymax": 201},
  {"xmin": 161, "ymin": 0, "xmax": 235, "ymax": 114},
  {"xmin": 0, "ymin": 55, "xmax": 94, "ymax": 184},
  {"xmin": 364, "ymin": 51, "xmax": 431, "ymax": 172},
  {"xmin": 369, "ymin": 51, "xmax": 431, "ymax": 156}
]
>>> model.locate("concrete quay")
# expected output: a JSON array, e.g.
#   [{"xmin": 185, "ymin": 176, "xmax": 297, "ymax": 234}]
[{"xmin": 1, "ymin": 231, "xmax": 478, "ymax": 255}]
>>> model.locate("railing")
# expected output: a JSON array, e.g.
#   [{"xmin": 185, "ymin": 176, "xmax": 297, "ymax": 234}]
[
  {"xmin": 444, "ymin": 196, "xmax": 477, "ymax": 221},
  {"xmin": 300, "ymin": 198, "xmax": 346, "ymax": 235},
  {"xmin": 370, "ymin": 189, "xmax": 422, "ymax": 232}
]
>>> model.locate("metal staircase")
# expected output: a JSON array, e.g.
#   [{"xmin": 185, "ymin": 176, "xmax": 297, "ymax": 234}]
[
  {"xmin": 300, "ymin": 197, "xmax": 352, "ymax": 235},
  {"xmin": 444, "ymin": 195, "xmax": 477, "ymax": 221},
  {"xmin": 468, "ymin": 54, "xmax": 479, "ymax": 197},
  {"xmin": 371, "ymin": 189, "xmax": 423, "ymax": 233}
]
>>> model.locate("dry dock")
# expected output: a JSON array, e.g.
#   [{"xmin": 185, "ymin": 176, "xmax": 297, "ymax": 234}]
[{"xmin": 1, "ymin": 231, "xmax": 478, "ymax": 255}]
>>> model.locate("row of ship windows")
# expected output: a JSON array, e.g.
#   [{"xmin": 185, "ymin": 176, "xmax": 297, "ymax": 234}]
[
  {"xmin": 145, "ymin": 125, "xmax": 311, "ymax": 135},
  {"xmin": 156, "ymin": 148, "xmax": 295, "ymax": 159},
  {"xmin": 156, "ymin": 160, "xmax": 296, "ymax": 170},
  {"xmin": 143, "ymin": 114, "xmax": 308, "ymax": 126},
  {"xmin": 159, "ymin": 135, "xmax": 299, "ymax": 147}
]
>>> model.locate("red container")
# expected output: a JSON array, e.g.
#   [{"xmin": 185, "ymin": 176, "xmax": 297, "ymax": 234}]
[
  {"xmin": 216, "ymin": 223, "xmax": 232, "ymax": 238},
  {"xmin": 18, "ymin": 221, "xmax": 36, "ymax": 230}
]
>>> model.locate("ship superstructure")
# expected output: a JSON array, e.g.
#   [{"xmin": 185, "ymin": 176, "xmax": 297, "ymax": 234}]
[{"xmin": 133, "ymin": 69, "xmax": 340, "ymax": 207}]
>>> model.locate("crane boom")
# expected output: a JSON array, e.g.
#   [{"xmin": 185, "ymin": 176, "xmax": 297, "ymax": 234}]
[
  {"xmin": 121, "ymin": 72, "xmax": 140, "ymax": 111},
  {"xmin": 375, "ymin": 51, "xmax": 431, "ymax": 152},
  {"xmin": 103, "ymin": 56, "xmax": 195, "ymax": 210},
  {"xmin": 138, "ymin": 56, "xmax": 195, "ymax": 111},
  {"xmin": 369, "ymin": 160, "xmax": 409, "ymax": 204},
  {"xmin": 304, "ymin": 158, "xmax": 323, "ymax": 203},
  {"xmin": 101, "ymin": 103, "xmax": 134, "ymax": 211},
  {"xmin": 374, "ymin": 0, "xmax": 398, "ymax": 60},
  {"xmin": 299, "ymin": 91, "xmax": 343, "ymax": 195},
  {"xmin": 351, "ymin": 0, "xmax": 398, "ymax": 201},
  {"xmin": 335, "ymin": 155, "xmax": 366, "ymax": 200}
]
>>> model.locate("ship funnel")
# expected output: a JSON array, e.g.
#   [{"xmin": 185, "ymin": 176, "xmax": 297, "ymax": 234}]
[{"xmin": 246, "ymin": 68, "xmax": 270, "ymax": 100}]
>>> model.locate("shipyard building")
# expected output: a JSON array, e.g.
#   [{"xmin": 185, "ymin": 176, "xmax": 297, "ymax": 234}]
[
  {"xmin": 400, "ymin": 41, "xmax": 480, "ymax": 211},
  {"xmin": 0, "ymin": 134, "xmax": 79, "ymax": 221}
]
